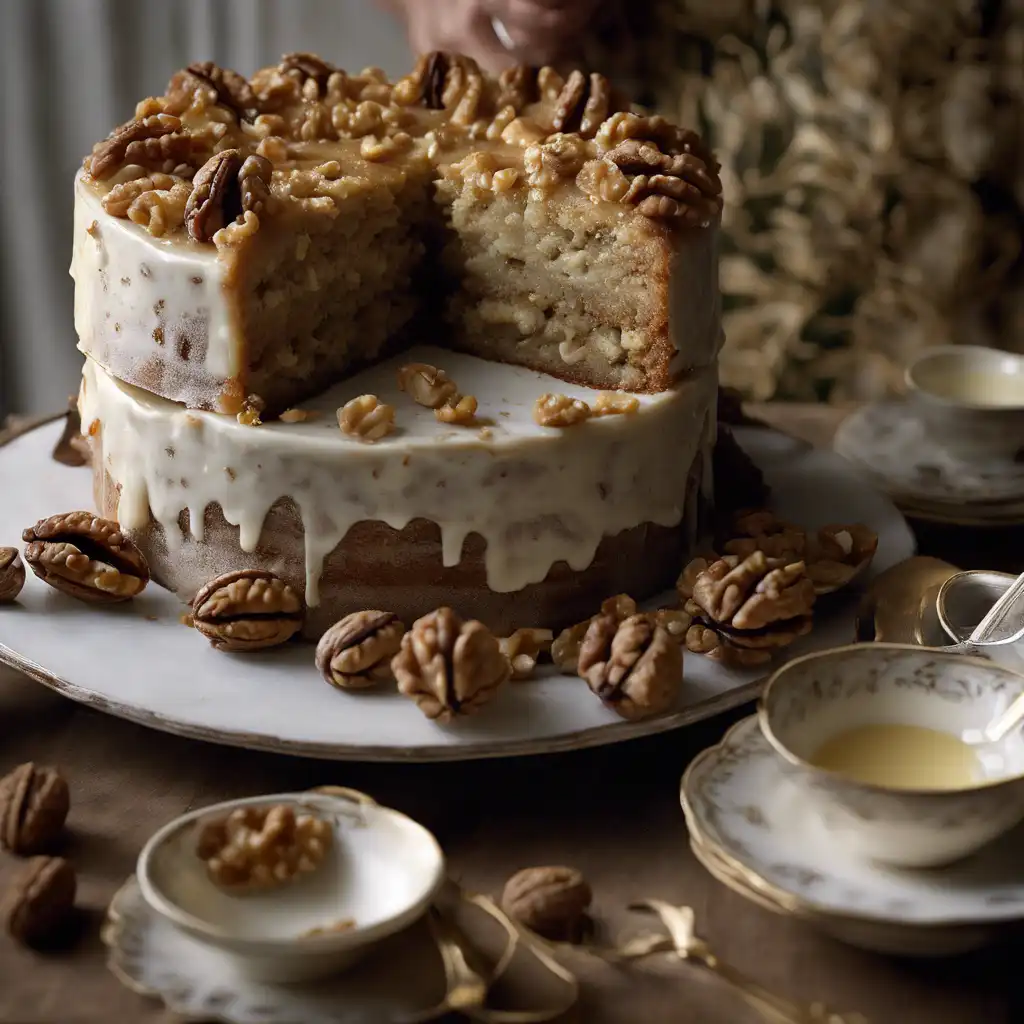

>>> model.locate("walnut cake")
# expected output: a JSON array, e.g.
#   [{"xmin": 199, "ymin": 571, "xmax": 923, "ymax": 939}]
[{"xmin": 72, "ymin": 53, "xmax": 723, "ymax": 637}]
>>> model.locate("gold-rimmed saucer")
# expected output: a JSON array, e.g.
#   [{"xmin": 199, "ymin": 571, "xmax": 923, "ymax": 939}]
[{"xmin": 681, "ymin": 717, "xmax": 1024, "ymax": 957}]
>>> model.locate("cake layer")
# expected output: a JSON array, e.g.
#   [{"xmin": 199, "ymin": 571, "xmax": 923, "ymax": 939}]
[
  {"xmin": 80, "ymin": 347, "xmax": 716, "ymax": 636},
  {"xmin": 73, "ymin": 56, "xmax": 723, "ymax": 413}
]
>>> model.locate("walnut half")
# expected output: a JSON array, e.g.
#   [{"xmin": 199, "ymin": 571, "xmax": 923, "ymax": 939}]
[
  {"xmin": 578, "ymin": 614, "xmax": 682, "ymax": 721},
  {"xmin": 316, "ymin": 611, "xmax": 406, "ymax": 690},
  {"xmin": 392, "ymin": 607, "xmax": 510, "ymax": 722}
]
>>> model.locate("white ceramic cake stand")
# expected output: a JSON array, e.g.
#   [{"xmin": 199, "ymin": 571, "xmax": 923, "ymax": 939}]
[{"xmin": 0, "ymin": 421, "xmax": 914, "ymax": 761}]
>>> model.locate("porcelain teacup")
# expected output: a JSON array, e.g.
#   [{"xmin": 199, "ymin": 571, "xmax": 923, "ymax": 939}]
[
  {"xmin": 758, "ymin": 644, "xmax": 1024, "ymax": 868},
  {"xmin": 904, "ymin": 345, "xmax": 1024, "ymax": 459}
]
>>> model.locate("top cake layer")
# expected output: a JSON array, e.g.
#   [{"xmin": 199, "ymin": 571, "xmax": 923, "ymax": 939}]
[{"xmin": 73, "ymin": 53, "xmax": 723, "ymax": 414}]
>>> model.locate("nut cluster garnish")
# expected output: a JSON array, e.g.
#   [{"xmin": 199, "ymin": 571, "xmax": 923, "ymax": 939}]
[
  {"xmin": 0, "ymin": 547, "xmax": 25, "ymax": 602},
  {"xmin": 578, "ymin": 613, "xmax": 682, "ymax": 720},
  {"xmin": 392, "ymin": 607, "xmax": 510, "ymax": 722},
  {"xmin": 4, "ymin": 856, "xmax": 77, "ymax": 948},
  {"xmin": 551, "ymin": 594, "xmax": 638, "ymax": 672},
  {"xmin": 87, "ymin": 113, "xmax": 187, "ymax": 179},
  {"xmin": 551, "ymin": 70, "xmax": 619, "ymax": 138},
  {"xmin": 186, "ymin": 60, "xmax": 258, "ymax": 120},
  {"xmin": 196, "ymin": 804, "xmax": 333, "ymax": 893},
  {"xmin": 0, "ymin": 763, "xmax": 71, "ymax": 855},
  {"xmin": 337, "ymin": 394, "xmax": 396, "ymax": 441},
  {"xmin": 533, "ymin": 393, "xmax": 591, "ymax": 428},
  {"xmin": 499, "ymin": 628, "xmax": 554, "ymax": 680},
  {"xmin": 397, "ymin": 363, "xmax": 459, "ymax": 410},
  {"xmin": 316, "ymin": 611, "xmax": 406, "ymax": 690},
  {"xmin": 186, "ymin": 149, "xmax": 271, "ymax": 243},
  {"xmin": 684, "ymin": 551, "xmax": 816, "ymax": 662},
  {"xmin": 501, "ymin": 866, "xmax": 592, "ymax": 942},
  {"xmin": 192, "ymin": 569, "xmax": 304, "ymax": 652},
  {"xmin": 22, "ymin": 512, "xmax": 150, "ymax": 603}
]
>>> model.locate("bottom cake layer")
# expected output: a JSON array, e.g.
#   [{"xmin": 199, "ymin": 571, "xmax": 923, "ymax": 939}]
[{"xmin": 80, "ymin": 348, "xmax": 717, "ymax": 637}]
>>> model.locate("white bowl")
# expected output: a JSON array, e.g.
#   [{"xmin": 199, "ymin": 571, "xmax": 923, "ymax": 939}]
[
  {"xmin": 137, "ymin": 787, "xmax": 445, "ymax": 983},
  {"xmin": 905, "ymin": 345, "xmax": 1024, "ymax": 458},
  {"xmin": 759, "ymin": 644, "xmax": 1024, "ymax": 868}
]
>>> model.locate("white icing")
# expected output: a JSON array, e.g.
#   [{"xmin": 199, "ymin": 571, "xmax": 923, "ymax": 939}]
[
  {"xmin": 71, "ymin": 177, "xmax": 239, "ymax": 399},
  {"xmin": 80, "ymin": 348, "xmax": 715, "ymax": 607}
]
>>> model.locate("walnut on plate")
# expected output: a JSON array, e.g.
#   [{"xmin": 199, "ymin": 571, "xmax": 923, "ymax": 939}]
[
  {"xmin": 0, "ymin": 547, "xmax": 25, "ymax": 602},
  {"xmin": 396, "ymin": 363, "xmax": 458, "ymax": 410},
  {"xmin": 578, "ymin": 613, "xmax": 682, "ymax": 721},
  {"xmin": 391, "ymin": 607, "xmax": 510, "ymax": 722},
  {"xmin": 805, "ymin": 523, "xmax": 880, "ymax": 594},
  {"xmin": 196, "ymin": 803, "xmax": 332, "ymax": 893},
  {"xmin": 501, "ymin": 865, "xmax": 592, "ymax": 942},
  {"xmin": 192, "ymin": 569, "xmax": 304, "ymax": 652},
  {"xmin": 316, "ymin": 610, "xmax": 406, "ymax": 690},
  {"xmin": 498, "ymin": 628, "xmax": 554, "ymax": 680},
  {"xmin": 533, "ymin": 393, "xmax": 591, "ymax": 428},
  {"xmin": 689, "ymin": 552, "xmax": 815, "ymax": 654},
  {"xmin": 550, "ymin": 594, "xmax": 638, "ymax": 672},
  {"xmin": 722, "ymin": 509, "xmax": 806, "ymax": 561},
  {"xmin": 22, "ymin": 511, "xmax": 150, "ymax": 603},
  {"xmin": 0, "ymin": 763, "xmax": 70, "ymax": 855}
]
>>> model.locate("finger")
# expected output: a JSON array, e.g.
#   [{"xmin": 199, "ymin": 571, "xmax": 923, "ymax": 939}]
[{"xmin": 497, "ymin": 0, "xmax": 598, "ymax": 34}]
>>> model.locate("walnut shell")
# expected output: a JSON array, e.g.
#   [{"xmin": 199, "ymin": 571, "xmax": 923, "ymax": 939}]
[
  {"xmin": 316, "ymin": 610, "xmax": 406, "ymax": 689},
  {"xmin": 22, "ymin": 511, "xmax": 149, "ymax": 603},
  {"xmin": 501, "ymin": 866, "xmax": 592, "ymax": 941},
  {"xmin": 0, "ymin": 763, "xmax": 70, "ymax": 855},
  {"xmin": 3, "ymin": 856, "xmax": 77, "ymax": 948},
  {"xmin": 192, "ymin": 569, "xmax": 304, "ymax": 652},
  {"xmin": 0, "ymin": 547, "xmax": 25, "ymax": 602}
]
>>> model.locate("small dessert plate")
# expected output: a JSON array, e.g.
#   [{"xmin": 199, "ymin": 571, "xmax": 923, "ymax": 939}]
[
  {"xmin": 681, "ymin": 717, "xmax": 1024, "ymax": 942},
  {"xmin": 833, "ymin": 401, "xmax": 1024, "ymax": 514},
  {"xmin": 136, "ymin": 788, "xmax": 445, "ymax": 983}
]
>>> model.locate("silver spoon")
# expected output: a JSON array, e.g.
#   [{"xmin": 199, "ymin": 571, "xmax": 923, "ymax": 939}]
[{"xmin": 937, "ymin": 570, "xmax": 1024, "ymax": 655}]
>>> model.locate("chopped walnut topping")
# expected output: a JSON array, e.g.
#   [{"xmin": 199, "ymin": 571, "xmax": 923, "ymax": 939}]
[
  {"xmin": 338, "ymin": 395, "xmax": 395, "ymax": 442},
  {"xmin": 102, "ymin": 173, "xmax": 179, "ymax": 216},
  {"xmin": 279, "ymin": 408, "xmax": 318, "ymax": 423},
  {"xmin": 359, "ymin": 132, "xmax": 412, "ymax": 161},
  {"xmin": 397, "ymin": 363, "xmax": 458, "ymax": 409},
  {"xmin": 127, "ymin": 179, "xmax": 192, "ymax": 237},
  {"xmin": 533, "ymin": 393, "xmax": 591, "ymax": 427},
  {"xmin": 239, "ymin": 154, "xmax": 273, "ymax": 217},
  {"xmin": 501, "ymin": 116, "xmax": 547, "ymax": 147},
  {"xmin": 236, "ymin": 395, "xmax": 264, "ymax": 426},
  {"xmin": 279, "ymin": 52, "xmax": 337, "ymax": 88},
  {"xmin": 592, "ymin": 391, "xmax": 640, "ymax": 416},
  {"xmin": 523, "ymin": 134, "xmax": 589, "ymax": 190},
  {"xmin": 499, "ymin": 628, "xmax": 554, "ymax": 681},
  {"xmin": 575, "ymin": 158, "xmax": 630, "ymax": 203},
  {"xmin": 196, "ymin": 804, "xmax": 332, "ymax": 893},
  {"xmin": 435, "ymin": 395, "xmax": 479, "ymax": 425}
]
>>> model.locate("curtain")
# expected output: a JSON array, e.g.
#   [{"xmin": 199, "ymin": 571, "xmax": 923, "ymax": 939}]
[{"xmin": 0, "ymin": 0, "xmax": 411, "ymax": 416}]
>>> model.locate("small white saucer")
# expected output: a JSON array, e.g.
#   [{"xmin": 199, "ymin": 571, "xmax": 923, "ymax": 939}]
[
  {"xmin": 681, "ymin": 717, "xmax": 1024, "ymax": 954},
  {"xmin": 834, "ymin": 401, "xmax": 1024, "ymax": 518},
  {"xmin": 103, "ymin": 876, "xmax": 452, "ymax": 1024}
]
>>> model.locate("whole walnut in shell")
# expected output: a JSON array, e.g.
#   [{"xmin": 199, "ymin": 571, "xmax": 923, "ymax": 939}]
[
  {"xmin": 192, "ymin": 569, "xmax": 304, "ymax": 651},
  {"xmin": 0, "ymin": 763, "xmax": 70, "ymax": 855},
  {"xmin": 501, "ymin": 865, "xmax": 592, "ymax": 942},
  {"xmin": 391, "ymin": 607, "xmax": 510, "ymax": 722},
  {"xmin": 3, "ymin": 856, "xmax": 77, "ymax": 948},
  {"xmin": 316, "ymin": 611, "xmax": 406, "ymax": 689},
  {"xmin": 0, "ymin": 547, "xmax": 25, "ymax": 602}
]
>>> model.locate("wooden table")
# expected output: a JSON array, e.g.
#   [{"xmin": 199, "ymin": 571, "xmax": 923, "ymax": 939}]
[{"xmin": 1, "ymin": 405, "xmax": 1023, "ymax": 1024}]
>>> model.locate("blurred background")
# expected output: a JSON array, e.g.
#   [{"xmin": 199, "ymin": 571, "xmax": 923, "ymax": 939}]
[{"xmin": 1, "ymin": 0, "xmax": 1021, "ymax": 419}]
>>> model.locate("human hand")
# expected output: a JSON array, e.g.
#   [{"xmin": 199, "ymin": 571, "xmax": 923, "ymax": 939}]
[{"xmin": 393, "ymin": 0, "xmax": 600, "ymax": 72}]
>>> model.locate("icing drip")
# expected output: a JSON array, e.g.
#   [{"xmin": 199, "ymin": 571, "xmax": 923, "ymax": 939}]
[{"xmin": 80, "ymin": 348, "xmax": 715, "ymax": 606}]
